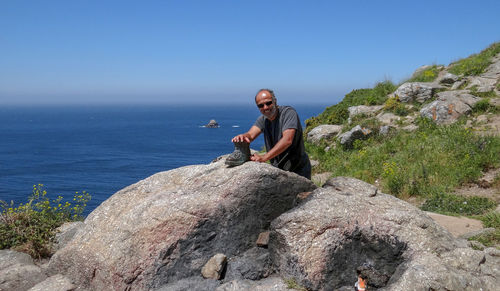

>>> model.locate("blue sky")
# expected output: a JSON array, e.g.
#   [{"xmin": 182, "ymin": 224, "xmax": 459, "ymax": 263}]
[{"xmin": 1, "ymin": 0, "xmax": 499, "ymax": 105}]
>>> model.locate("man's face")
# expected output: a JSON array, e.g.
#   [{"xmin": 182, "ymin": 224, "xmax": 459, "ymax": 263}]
[{"xmin": 256, "ymin": 91, "xmax": 277, "ymax": 120}]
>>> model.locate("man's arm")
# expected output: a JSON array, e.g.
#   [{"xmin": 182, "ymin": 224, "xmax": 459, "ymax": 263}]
[
  {"xmin": 232, "ymin": 126, "xmax": 262, "ymax": 143},
  {"xmin": 251, "ymin": 128, "xmax": 295, "ymax": 162}
]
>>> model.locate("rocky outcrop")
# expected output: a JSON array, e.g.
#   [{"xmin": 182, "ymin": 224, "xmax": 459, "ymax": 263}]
[
  {"xmin": 0, "ymin": 250, "xmax": 47, "ymax": 291},
  {"xmin": 391, "ymin": 82, "xmax": 443, "ymax": 103},
  {"xmin": 205, "ymin": 119, "xmax": 219, "ymax": 128},
  {"xmin": 436, "ymin": 72, "xmax": 459, "ymax": 85},
  {"xmin": 306, "ymin": 124, "xmax": 342, "ymax": 144},
  {"xmin": 48, "ymin": 161, "xmax": 316, "ymax": 290},
  {"xmin": 348, "ymin": 105, "xmax": 384, "ymax": 118},
  {"xmin": 376, "ymin": 112, "xmax": 400, "ymax": 125},
  {"xmin": 338, "ymin": 125, "xmax": 372, "ymax": 147},
  {"xmin": 53, "ymin": 221, "xmax": 83, "ymax": 252},
  {"xmin": 465, "ymin": 54, "xmax": 500, "ymax": 92},
  {"xmin": 420, "ymin": 90, "xmax": 480, "ymax": 124},
  {"xmin": 269, "ymin": 177, "xmax": 500, "ymax": 290}
]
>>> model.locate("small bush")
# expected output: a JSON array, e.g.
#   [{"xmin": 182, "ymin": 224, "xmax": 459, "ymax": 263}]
[
  {"xmin": 468, "ymin": 230, "xmax": 500, "ymax": 248},
  {"xmin": 480, "ymin": 211, "xmax": 500, "ymax": 228},
  {"xmin": 384, "ymin": 96, "xmax": 409, "ymax": 116},
  {"xmin": 449, "ymin": 42, "xmax": 500, "ymax": 76},
  {"xmin": 0, "ymin": 184, "xmax": 91, "ymax": 258},
  {"xmin": 420, "ymin": 193, "xmax": 495, "ymax": 216},
  {"xmin": 473, "ymin": 98, "xmax": 493, "ymax": 113},
  {"xmin": 407, "ymin": 65, "xmax": 441, "ymax": 83}
]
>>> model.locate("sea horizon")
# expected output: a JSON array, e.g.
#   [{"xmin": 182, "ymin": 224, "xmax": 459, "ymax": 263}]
[{"xmin": 0, "ymin": 103, "xmax": 329, "ymax": 215}]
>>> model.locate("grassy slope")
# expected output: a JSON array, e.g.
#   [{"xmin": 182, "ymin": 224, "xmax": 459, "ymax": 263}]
[{"xmin": 305, "ymin": 42, "xmax": 500, "ymax": 247}]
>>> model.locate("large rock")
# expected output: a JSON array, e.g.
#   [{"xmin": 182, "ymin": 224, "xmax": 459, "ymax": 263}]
[
  {"xmin": 392, "ymin": 82, "xmax": 443, "ymax": 103},
  {"xmin": 376, "ymin": 112, "xmax": 400, "ymax": 125},
  {"xmin": 338, "ymin": 125, "xmax": 372, "ymax": 148},
  {"xmin": 306, "ymin": 124, "xmax": 342, "ymax": 144},
  {"xmin": 28, "ymin": 274, "xmax": 75, "ymax": 291},
  {"xmin": 420, "ymin": 90, "xmax": 480, "ymax": 124},
  {"xmin": 347, "ymin": 105, "xmax": 384, "ymax": 118},
  {"xmin": 224, "ymin": 247, "xmax": 272, "ymax": 282},
  {"xmin": 436, "ymin": 72, "xmax": 459, "ymax": 85},
  {"xmin": 269, "ymin": 177, "xmax": 499, "ymax": 290},
  {"xmin": 0, "ymin": 250, "xmax": 47, "ymax": 291},
  {"xmin": 48, "ymin": 161, "xmax": 316, "ymax": 290},
  {"xmin": 217, "ymin": 276, "xmax": 288, "ymax": 291},
  {"xmin": 53, "ymin": 221, "xmax": 84, "ymax": 252},
  {"xmin": 465, "ymin": 54, "xmax": 500, "ymax": 92},
  {"xmin": 466, "ymin": 76, "xmax": 498, "ymax": 92}
]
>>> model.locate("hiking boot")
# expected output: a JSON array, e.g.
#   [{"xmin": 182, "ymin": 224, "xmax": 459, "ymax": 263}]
[{"xmin": 225, "ymin": 142, "xmax": 251, "ymax": 166}]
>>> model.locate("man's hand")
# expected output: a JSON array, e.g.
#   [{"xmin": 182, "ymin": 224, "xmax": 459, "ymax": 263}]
[
  {"xmin": 250, "ymin": 153, "xmax": 267, "ymax": 162},
  {"xmin": 231, "ymin": 126, "xmax": 262, "ymax": 143},
  {"xmin": 231, "ymin": 134, "xmax": 251, "ymax": 143}
]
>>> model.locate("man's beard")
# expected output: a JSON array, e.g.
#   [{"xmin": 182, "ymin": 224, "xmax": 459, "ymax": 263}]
[{"xmin": 263, "ymin": 106, "xmax": 277, "ymax": 120}]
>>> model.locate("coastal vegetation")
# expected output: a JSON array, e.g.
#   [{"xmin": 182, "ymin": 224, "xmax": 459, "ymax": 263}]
[
  {"xmin": 0, "ymin": 184, "xmax": 90, "ymax": 258},
  {"xmin": 449, "ymin": 42, "xmax": 500, "ymax": 76},
  {"xmin": 305, "ymin": 80, "xmax": 397, "ymax": 130},
  {"xmin": 306, "ymin": 41, "xmax": 500, "ymax": 247}
]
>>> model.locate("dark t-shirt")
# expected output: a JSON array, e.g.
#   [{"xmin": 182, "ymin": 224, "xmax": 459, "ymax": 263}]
[{"xmin": 254, "ymin": 106, "xmax": 309, "ymax": 172}]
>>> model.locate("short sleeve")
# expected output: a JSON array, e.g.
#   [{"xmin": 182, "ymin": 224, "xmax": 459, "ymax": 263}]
[
  {"xmin": 280, "ymin": 107, "xmax": 299, "ymax": 131},
  {"xmin": 253, "ymin": 115, "xmax": 266, "ymax": 130}
]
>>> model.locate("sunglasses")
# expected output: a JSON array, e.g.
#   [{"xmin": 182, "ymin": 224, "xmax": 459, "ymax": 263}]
[{"xmin": 257, "ymin": 101, "xmax": 273, "ymax": 108}]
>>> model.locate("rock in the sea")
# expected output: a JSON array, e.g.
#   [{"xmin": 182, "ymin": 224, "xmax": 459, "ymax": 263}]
[
  {"xmin": 338, "ymin": 125, "xmax": 372, "ymax": 148},
  {"xmin": 205, "ymin": 119, "xmax": 219, "ymax": 128},
  {"xmin": 420, "ymin": 90, "xmax": 480, "ymax": 124},
  {"xmin": 0, "ymin": 249, "xmax": 47, "ymax": 291},
  {"xmin": 269, "ymin": 176, "xmax": 499, "ymax": 290},
  {"xmin": 201, "ymin": 254, "xmax": 227, "ymax": 280},
  {"xmin": 306, "ymin": 124, "xmax": 342, "ymax": 144},
  {"xmin": 48, "ymin": 161, "xmax": 316, "ymax": 290}
]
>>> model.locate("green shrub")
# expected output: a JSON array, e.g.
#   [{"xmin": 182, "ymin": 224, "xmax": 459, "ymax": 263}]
[
  {"xmin": 420, "ymin": 193, "xmax": 495, "ymax": 216},
  {"xmin": 343, "ymin": 81, "xmax": 397, "ymax": 106},
  {"xmin": 384, "ymin": 96, "xmax": 409, "ymax": 116},
  {"xmin": 407, "ymin": 65, "xmax": 441, "ymax": 83},
  {"xmin": 473, "ymin": 98, "xmax": 493, "ymax": 113},
  {"xmin": 0, "ymin": 184, "xmax": 91, "ymax": 258},
  {"xmin": 468, "ymin": 230, "xmax": 500, "ymax": 248},
  {"xmin": 469, "ymin": 212, "xmax": 500, "ymax": 247},
  {"xmin": 449, "ymin": 42, "xmax": 500, "ymax": 76},
  {"xmin": 480, "ymin": 211, "xmax": 500, "ymax": 228}
]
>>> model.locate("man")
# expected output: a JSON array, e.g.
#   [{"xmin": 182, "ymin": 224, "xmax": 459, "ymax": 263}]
[{"xmin": 231, "ymin": 89, "xmax": 311, "ymax": 179}]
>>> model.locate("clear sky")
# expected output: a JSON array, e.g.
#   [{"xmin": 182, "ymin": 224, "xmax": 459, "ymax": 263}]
[{"xmin": 1, "ymin": 0, "xmax": 499, "ymax": 105}]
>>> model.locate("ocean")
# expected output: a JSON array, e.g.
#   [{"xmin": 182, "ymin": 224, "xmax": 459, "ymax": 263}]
[{"xmin": 0, "ymin": 103, "xmax": 327, "ymax": 215}]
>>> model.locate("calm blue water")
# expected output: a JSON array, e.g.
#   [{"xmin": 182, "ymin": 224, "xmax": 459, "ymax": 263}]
[{"xmin": 0, "ymin": 104, "xmax": 326, "ymax": 215}]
